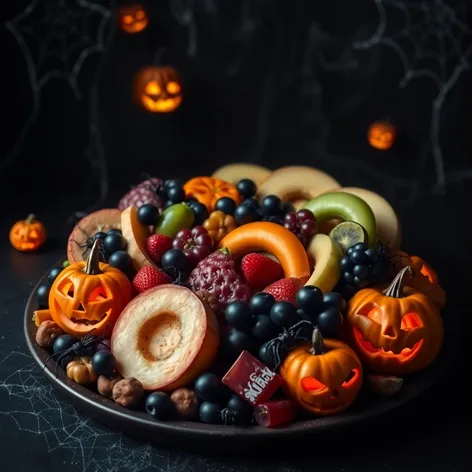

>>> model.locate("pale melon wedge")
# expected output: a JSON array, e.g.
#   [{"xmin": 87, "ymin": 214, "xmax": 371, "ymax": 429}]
[
  {"xmin": 332, "ymin": 187, "xmax": 402, "ymax": 250},
  {"xmin": 121, "ymin": 206, "xmax": 154, "ymax": 271},
  {"xmin": 258, "ymin": 166, "xmax": 341, "ymax": 203},
  {"xmin": 212, "ymin": 163, "xmax": 272, "ymax": 186},
  {"xmin": 305, "ymin": 233, "xmax": 343, "ymax": 293}
]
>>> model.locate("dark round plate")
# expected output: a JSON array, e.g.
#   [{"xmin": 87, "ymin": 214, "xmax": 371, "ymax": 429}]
[{"xmin": 24, "ymin": 266, "xmax": 458, "ymax": 449}]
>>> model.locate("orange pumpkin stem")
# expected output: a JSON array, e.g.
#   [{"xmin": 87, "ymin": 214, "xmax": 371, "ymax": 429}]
[
  {"xmin": 84, "ymin": 239, "xmax": 103, "ymax": 275},
  {"xmin": 382, "ymin": 266, "xmax": 413, "ymax": 298},
  {"xmin": 25, "ymin": 214, "xmax": 35, "ymax": 225},
  {"xmin": 310, "ymin": 327, "xmax": 327, "ymax": 355}
]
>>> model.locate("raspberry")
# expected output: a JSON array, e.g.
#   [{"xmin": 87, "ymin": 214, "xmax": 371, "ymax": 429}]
[
  {"xmin": 188, "ymin": 249, "xmax": 251, "ymax": 308},
  {"xmin": 118, "ymin": 178, "xmax": 165, "ymax": 211},
  {"xmin": 132, "ymin": 266, "xmax": 172, "ymax": 293},
  {"xmin": 146, "ymin": 234, "xmax": 173, "ymax": 265}
]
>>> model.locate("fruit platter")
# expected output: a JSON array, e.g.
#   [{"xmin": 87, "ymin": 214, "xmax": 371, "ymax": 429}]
[{"xmin": 23, "ymin": 163, "xmax": 453, "ymax": 446}]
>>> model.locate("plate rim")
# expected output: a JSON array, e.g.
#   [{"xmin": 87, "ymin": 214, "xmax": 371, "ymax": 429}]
[{"xmin": 23, "ymin": 263, "xmax": 457, "ymax": 442}]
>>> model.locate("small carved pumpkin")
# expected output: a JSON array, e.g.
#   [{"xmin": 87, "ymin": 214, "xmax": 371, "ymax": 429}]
[
  {"xmin": 66, "ymin": 356, "xmax": 97, "ymax": 384},
  {"xmin": 388, "ymin": 250, "xmax": 445, "ymax": 309},
  {"xmin": 9, "ymin": 214, "xmax": 46, "ymax": 252},
  {"xmin": 184, "ymin": 177, "xmax": 241, "ymax": 212},
  {"xmin": 346, "ymin": 266, "xmax": 444, "ymax": 375},
  {"xmin": 118, "ymin": 4, "xmax": 148, "ymax": 34},
  {"xmin": 134, "ymin": 66, "xmax": 183, "ymax": 113},
  {"xmin": 49, "ymin": 239, "xmax": 133, "ymax": 337},
  {"xmin": 368, "ymin": 121, "xmax": 396, "ymax": 150},
  {"xmin": 280, "ymin": 327, "xmax": 363, "ymax": 416}
]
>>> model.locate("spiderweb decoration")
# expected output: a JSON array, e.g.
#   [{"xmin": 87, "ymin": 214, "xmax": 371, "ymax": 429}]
[
  {"xmin": 0, "ymin": 352, "xmax": 298, "ymax": 471},
  {"xmin": 301, "ymin": 0, "xmax": 472, "ymax": 198},
  {"xmin": 2, "ymin": 0, "xmax": 115, "ymax": 205},
  {"xmin": 353, "ymin": 0, "xmax": 472, "ymax": 193}
]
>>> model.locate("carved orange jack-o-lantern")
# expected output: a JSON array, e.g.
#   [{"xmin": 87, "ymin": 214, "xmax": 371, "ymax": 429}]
[
  {"xmin": 134, "ymin": 66, "xmax": 183, "ymax": 113},
  {"xmin": 346, "ymin": 266, "xmax": 444, "ymax": 375},
  {"xmin": 280, "ymin": 328, "xmax": 363, "ymax": 416},
  {"xmin": 368, "ymin": 121, "xmax": 396, "ymax": 150},
  {"xmin": 118, "ymin": 4, "xmax": 148, "ymax": 34},
  {"xmin": 9, "ymin": 214, "xmax": 47, "ymax": 252},
  {"xmin": 389, "ymin": 250, "xmax": 446, "ymax": 309},
  {"xmin": 49, "ymin": 240, "xmax": 133, "ymax": 337}
]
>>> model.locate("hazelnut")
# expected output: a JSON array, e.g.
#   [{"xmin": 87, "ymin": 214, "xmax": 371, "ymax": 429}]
[
  {"xmin": 97, "ymin": 374, "xmax": 123, "ymax": 398},
  {"xmin": 170, "ymin": 388, "xmax": 199, "ymax": 420},
  {"xmin": 112, "ymin": 377, "xmax": 144, "ymax": 408},
  {"xmin": 35, "ymin": 320, "xmax": 63, "ymax": 349}
]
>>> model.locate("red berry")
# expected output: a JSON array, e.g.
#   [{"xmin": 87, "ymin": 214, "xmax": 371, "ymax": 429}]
[
  {"xmin": 146, "ymin": 234, "xmax": 173, "ymax": 265},
  {"xmin": 262, "ymin": 277, "xmax": 304, "ymax": 304},
  {"xmin": 132, "ymin": 266, "xmax": 172, "ymax": 293},
  {"xmin": 241, "ymin": 253, "xmax": 283, "ymax": 290},
  {"xmin": 254, "ymin": 399, "xmax": 297, "ymax": 427},
  {"xmin": 188, "ymin": 249, "xmax": 251, "ymax": 308}
]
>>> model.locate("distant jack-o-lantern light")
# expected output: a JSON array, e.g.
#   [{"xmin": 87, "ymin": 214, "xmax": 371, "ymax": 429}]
[
  {"xmin": 368, "ymin": 121, "xmax": 396, "ymax": 150},
  {"xmin": 118, "ymin": 4, "xmax": 148, "ymax": 34},
  {"xmin": 134, "ymin": 66, "xmax": 183, "ymax": 113}
]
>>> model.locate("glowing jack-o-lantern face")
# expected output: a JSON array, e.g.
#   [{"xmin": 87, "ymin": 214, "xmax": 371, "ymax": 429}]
[
  {"xmin": 368, "ymin": 121, "xmax": 396, "ymax": 150},
  {"xmin": 134, "ymin": 66, "xmax": 183, "ymax": 113},
  {"xmin": 9, "ymin": 214, "xmax": 47, "ymax": 252},
  {"xmin": 280, "ymin": 328, "xmax": 363, "ymax": 416},
  {"xmin": 118, "ymin": 4, "xmax": 148, "ymax": 34},
  {"xmin": 49, "ymin": 240, "xmax": 133, "ymax": 337},
  {"xmin": 346, "ymin": 266, "xmax": 444, "ymax": 375}
]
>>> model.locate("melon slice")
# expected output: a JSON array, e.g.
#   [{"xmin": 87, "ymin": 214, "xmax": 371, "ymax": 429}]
[
  {"xmin": 67, "ymin": 209, "xmax": 121, "ymax": 264},
  {"xmin": 332, "ymin": 187, "xmax": 402, "ymax": 250},
  {"xmin": 111, "ymin": 285, "xmax": 219, "ymax": 391},
  {"xmin": 212, "ymin": 163, "xmax": 272, "ymax": 186},
  {"xmin": 121, "ymin": 206, "xmax": 154, "ymax": 271},
  {"xmin": 258, "ymin": 166, "xmax": 341, "ymax": 203},
  {"xmin": 305, "ymin": 234, "xmax": 343, "ymax": 293}
]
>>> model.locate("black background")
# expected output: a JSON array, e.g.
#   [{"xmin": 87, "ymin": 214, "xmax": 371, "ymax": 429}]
[{"xmin": 0, "ymin": 1, "xmax": 471, "ymax": 471}]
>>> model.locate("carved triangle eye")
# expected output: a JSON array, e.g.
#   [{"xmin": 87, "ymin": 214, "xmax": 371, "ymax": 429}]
[{"xmin": 301, "ymin": 376, "xmax": 327, "ymax": 392}]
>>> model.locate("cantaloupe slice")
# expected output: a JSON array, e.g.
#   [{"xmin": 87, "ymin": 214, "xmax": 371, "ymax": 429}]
[
  {"xmin": 212, "ymin": 163, "xmax": 272, "ymax": 186},
  {"xmin": 258, "ymin": 166, "xmax": 341, "ymax": 203},
  {"xmin": 121, "ymin": 206, "xmax": 154, "ymax": 271},
  {"xmin": 33, "ymin": 309, "xmax": 52, "ymax": 327}
]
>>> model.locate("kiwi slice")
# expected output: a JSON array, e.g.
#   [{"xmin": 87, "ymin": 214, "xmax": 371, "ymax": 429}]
[{"xmin": 329, "ymin": 221, "xmax": 366, "ymax": 253}]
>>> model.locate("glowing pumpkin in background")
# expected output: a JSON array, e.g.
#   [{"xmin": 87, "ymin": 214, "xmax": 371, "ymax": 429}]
[
  {"xmin": 346, "ymin": 266, "xmax": 444, "ymax": 375},
  {"xmin": 9, "ymin": 214, "xmax": 47, "ymax": 252},
  {"xmin": 118, "ymin": 4, "xmax": 148, "ymax": 34},
  {"xmin": 134, "ymin": 66, "xmax": 183, "ymax": 113},
  {"xmin": 49, "ymin": 239, "xmax": 133, "ymax": 337},
  {"xmin": 280, "ymin": 327, "xmax": 363, "ymax": 416},
  {"xmin": 368, "ymin": 121, "xmax": 396, "ymax": 150}
]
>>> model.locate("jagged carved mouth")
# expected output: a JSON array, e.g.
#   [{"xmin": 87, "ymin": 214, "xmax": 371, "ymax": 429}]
[{"xmin": 354, "ymin": 328, "xmax": 423, "ymax": 358}]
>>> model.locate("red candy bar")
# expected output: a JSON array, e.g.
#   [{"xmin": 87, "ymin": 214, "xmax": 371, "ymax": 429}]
[
  {"xmin": 222, "ymin": 350, "xmax": 282, "ymax": 406},
  {"xmin": 255, "ymin": 399, "xmax": 297, "ymax": 427}
]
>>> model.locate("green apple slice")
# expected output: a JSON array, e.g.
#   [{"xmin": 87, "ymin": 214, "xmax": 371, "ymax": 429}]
[{"xmin": 305, "ymin": 233, "xmax": 343, "ymax": 293}]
